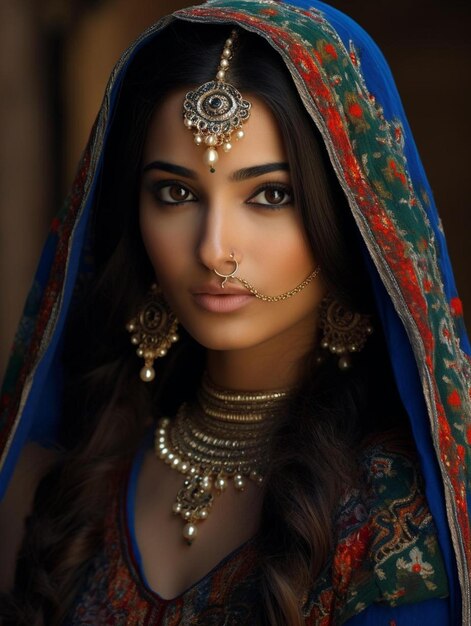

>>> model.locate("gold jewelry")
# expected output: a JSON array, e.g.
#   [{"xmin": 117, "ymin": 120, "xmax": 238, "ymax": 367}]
[
  {"xmin": 154, "ymin": 375, "xmax": 289, "ymax": 544},
  {"xmin": 183, "ymin": 30, "xmax": 252, "ymax": 173},
  {"xmin": 318, "ymin": 295, "xmax": 373, "ymax": 370},
  {"xmin": 235, "ymin": 266, "xmax": 321, "ymax": 302},
  {"xmin": 213, "ymin": 252, "xmax": 239, "ymax": 287},
  {"xmin": 126, "ymin": 284, "xmax": 179, "ymax": 382}
]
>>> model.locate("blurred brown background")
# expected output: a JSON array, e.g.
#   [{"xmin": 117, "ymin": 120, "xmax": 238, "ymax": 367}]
[{"xmin": 1, "ymin": 0, "xmax": 470, "ymax": 377}]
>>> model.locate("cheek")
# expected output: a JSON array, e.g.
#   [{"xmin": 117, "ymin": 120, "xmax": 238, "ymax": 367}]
[
  {"xmin": 256, "ymin": 215, "xmax": 315, "ymax": 280},
  {"xmin": 139, "ymin": 207, "xmax": 190, "ymax": 279}
]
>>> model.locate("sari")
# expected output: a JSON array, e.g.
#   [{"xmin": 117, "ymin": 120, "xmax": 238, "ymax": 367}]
[{"xmin": 1, "ymin": 1, "xmax": 469, "ymax": 623}]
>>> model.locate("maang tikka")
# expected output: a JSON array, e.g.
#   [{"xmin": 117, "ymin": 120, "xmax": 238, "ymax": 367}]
[
  {"xmin": 183, "ymin": 30, "xmax": 252, "ymax": 172},
  {"xmin": 126, "ymin": 284, "xmax": 179, "ymax": 382}
]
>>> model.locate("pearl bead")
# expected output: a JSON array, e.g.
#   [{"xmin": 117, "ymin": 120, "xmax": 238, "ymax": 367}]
[
  {"xmin": 159, "ymin": 447, "xmax": 169, "ymax": 458},
  {"xmin": 184, "ymin": 117, "xmax": 193, "ymax": 128},
  {"xmin": 216, "ymin": 69, "xmax": 226, "ymax": 81},
  {"xmin": 225, "ymin": 38, "xmax": 233, "ymax": 47},
  {"xmin": 194, "ymin": 134, "xmax": 203, "ymax": 145},
  {"xmin": 201, "ymin": 476, "xmax": 212, "ymax": 491},
  {"xmin": 171, "ymin": 334, "xmax": 179, "ymax": 343},
  {"xmin": 140, "ymin": 366, "xmax": 155, "ymax": 382},
  {"xmin": 198, "ymin": 509, "xmax": 209, "ymax": 520},
  {"xmin": 203, "ymin": 147, "xmax": 219, "ymax": 168},
  {"xmin": 222, "ymin": 142, "xmax": 232, "ymax": 152},
  {"xmin": 222, "ymin": 47, "xmax": 231, "ymax": 58},
  {"xmin": 172, "ymin": 502, "xmax": 182, "ymax": 514},
  {"xmin": 126, "ymin": 322, "xmax": 135, "ymax": 332},
  {"xmin": 131, "ymin": 335, "xmax": 139, "ymax": 345},
  {"xmin": 215, "ymin": 476, "xmax": 227, "ymax": 491},
  {"xmin": 136, "ymin": 348, "xmax": 144, "ymax": 357},
  {"xmin": 220, "ymin": 58, "xmax": 229, "ymax": 69},
  {"xmin": 180, "ymin": 462, "xmax": 189, "ymax": 473},
  {"xmin": 183, "ymin": 523, "xmax": 197, "ymax": 544},
  {"xmin": 183, "ymin": 510, "xmax": 192, "ymax": 520},
  {"xmin": 338, "ymin": 356, "xmax": 351, "ymax": 370},
  {"xmin": 235, "ymin": 129, "xmax": 244, "ymax": 140},
  {"xmin": 205, "ymin": 134, "xmax": 217, "ymax": 146},
  {"xmin": 234, "ymin": 474, "xmax": 246, "ymax": 491},
  {"xmin": 158, "ymin": 347, "xmax": 167, "ymax": 357}
]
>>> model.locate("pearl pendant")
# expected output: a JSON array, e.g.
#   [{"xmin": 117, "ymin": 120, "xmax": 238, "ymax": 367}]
[
  {"xmin": 183, "ymin": 523, "xmax": 198, "ymax": 544},
  {"xmin": 204, "ymin": 147, "xmax": 219, "ymax": 171},
  {"xmin": 140, "ymin": 365, "xmax": 155, "ymax": 382}
]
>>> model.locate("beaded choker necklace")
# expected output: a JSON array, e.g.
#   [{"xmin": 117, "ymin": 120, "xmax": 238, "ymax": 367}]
[{"xmin": 154, "ymin": 375, "xmax": 289, "ymax": 544}]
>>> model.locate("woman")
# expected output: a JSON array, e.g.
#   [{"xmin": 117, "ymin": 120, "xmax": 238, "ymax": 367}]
[{"xmin": 0, "ymin": 1, "xmax": 469, "ymax": 624}]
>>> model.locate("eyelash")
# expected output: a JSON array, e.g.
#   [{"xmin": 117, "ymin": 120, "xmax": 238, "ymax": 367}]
[{"xmin": 149, "ymin": 180, "xmax": 293, "ymax": 209}]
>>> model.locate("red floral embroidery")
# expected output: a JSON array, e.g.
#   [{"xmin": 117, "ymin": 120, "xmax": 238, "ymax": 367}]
[
  {"xmin": 349, "ymin": 102, "xmax": 363, "ymax": 118},
  {"xmin": 450, "ymin": 297, "xmax": 463, "ymax": 316},
  {"xmin": 388, "ymin": 159, "xmax": 407, "ymax": 185},
  {"xmin": 324, "ymin": 43, "xmax": 338, "ymax": 59},
  {"xmin": 259, "ymin": 7, "xmax": 277, "ymax": 16},
  {"xmin": 423, "ymin": 279, "xmax": 432, "ymax": 293},
  {"xmin": 448, "ymin": 389, "xmax": 461, "ymax": 408}
]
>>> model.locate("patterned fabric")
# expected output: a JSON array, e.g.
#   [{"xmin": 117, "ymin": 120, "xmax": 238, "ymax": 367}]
[
  {"xmin": 65, "ymin": 437, "xmax": 448, "ymax": 625},
  {"xmin": 0, "ymin": 0, "xmax": 468, "ymax": 623},
  {"xmin": 67, "ymin": 469, "xmax": 262, "ymax": 626},
  {"xmin": 304, "ymin": 434, "xmax": 449, "ymax": 624}
]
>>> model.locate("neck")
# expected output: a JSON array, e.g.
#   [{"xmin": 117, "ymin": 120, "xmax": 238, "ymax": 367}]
[{"xmin": 206, "ymin": 320, "xmax": 316, "ymax": 391}]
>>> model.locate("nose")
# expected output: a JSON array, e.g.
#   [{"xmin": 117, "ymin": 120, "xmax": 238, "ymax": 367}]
[{"xmin": 196, "ymin": 202, "xmax": 239, "ymax": 274}]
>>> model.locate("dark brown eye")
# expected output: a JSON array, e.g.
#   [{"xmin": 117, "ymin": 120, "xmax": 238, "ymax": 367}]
[
  {"xmin": 248, "ymin": 185, "xmax": 292, "ymax": 207},
  {"xmin": 168, "ymin": 185, "xmax": 190, "ymax": 201},
  {"xmin": 264, "ymin": 188, "xmax": 286, "ymax": 204},
  {"xmin": 156, "ymin": 183, "xmax": 196, "ymax": 204}
]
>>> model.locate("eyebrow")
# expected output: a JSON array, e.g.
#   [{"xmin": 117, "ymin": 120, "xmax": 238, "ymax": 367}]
[{"xmin": 141, "ymin": 160, "xmax": 290, "ymax": 181}]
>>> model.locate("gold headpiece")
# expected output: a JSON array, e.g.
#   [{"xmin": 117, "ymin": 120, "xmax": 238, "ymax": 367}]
[{"xmin": 183, "ymin": 30, "xmax": 252, "ymax": 172}]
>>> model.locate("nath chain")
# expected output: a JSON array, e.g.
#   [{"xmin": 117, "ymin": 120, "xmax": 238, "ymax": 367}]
[{"xmin": 235, "ymin": 266, "xmax": 321, "ymax": 302}]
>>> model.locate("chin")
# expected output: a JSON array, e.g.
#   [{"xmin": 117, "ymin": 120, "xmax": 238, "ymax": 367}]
[{"xmin": 180, "ymin": 320, "xmax": 264, "ymax": 352}]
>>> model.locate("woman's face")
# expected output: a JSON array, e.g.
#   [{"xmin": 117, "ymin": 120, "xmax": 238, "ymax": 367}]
[{"xmin": 139, "ymin": 89, "xmax": 326, "ymax": 355}]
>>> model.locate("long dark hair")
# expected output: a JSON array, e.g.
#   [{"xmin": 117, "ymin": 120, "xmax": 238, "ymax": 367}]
[{"xmin": 1, "ymin": 22, "xmax": 405, "ymax": 625}]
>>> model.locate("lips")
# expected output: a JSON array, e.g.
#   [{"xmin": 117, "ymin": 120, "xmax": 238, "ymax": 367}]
[{"xmin": 191, "ymin": 282, "xmax": 254, "ymax": 313}]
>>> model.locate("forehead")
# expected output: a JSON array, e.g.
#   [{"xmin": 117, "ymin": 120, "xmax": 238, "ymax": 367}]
[{"xmin": 142, "ymin": 88, "xmax": 288, "ymax": 175}]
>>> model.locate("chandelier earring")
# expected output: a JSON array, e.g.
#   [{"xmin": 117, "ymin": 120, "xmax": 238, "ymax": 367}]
[
  {"xmin": 126, "ymin": 283, "xmax": 179, "ymax": 382},
  {"xmin": 318, "ymin": 295, "xmax": 373, "ymax": 370}
]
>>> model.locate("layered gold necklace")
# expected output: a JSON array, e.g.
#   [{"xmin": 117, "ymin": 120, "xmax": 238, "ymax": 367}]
[{"xmin": 154, "ymin": 375, "xmax": 289, "ymax": 544}]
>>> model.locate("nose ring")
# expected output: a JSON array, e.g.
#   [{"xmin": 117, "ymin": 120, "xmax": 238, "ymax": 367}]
[{"xmin": 213, "ymin": 253, "xmax": 239, "ymax": 288}]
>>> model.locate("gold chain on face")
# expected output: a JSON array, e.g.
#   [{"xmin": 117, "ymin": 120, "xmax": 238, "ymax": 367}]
[
  {"xmin": 154, "ymin": 374, "xmax": 290, "ymax": 545},
  {"xmin": 235, "ymin": 266, "xmax": 321, "ymax": 302}
]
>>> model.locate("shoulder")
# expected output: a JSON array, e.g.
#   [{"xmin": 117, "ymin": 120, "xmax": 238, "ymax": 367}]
[
  {"xmin": 0, "ymin": 442, "xmax": 58, "ymax": 591},
  {"xmin": 304, "ymin": 431, "xmax": 449, "ymax": 624}
]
